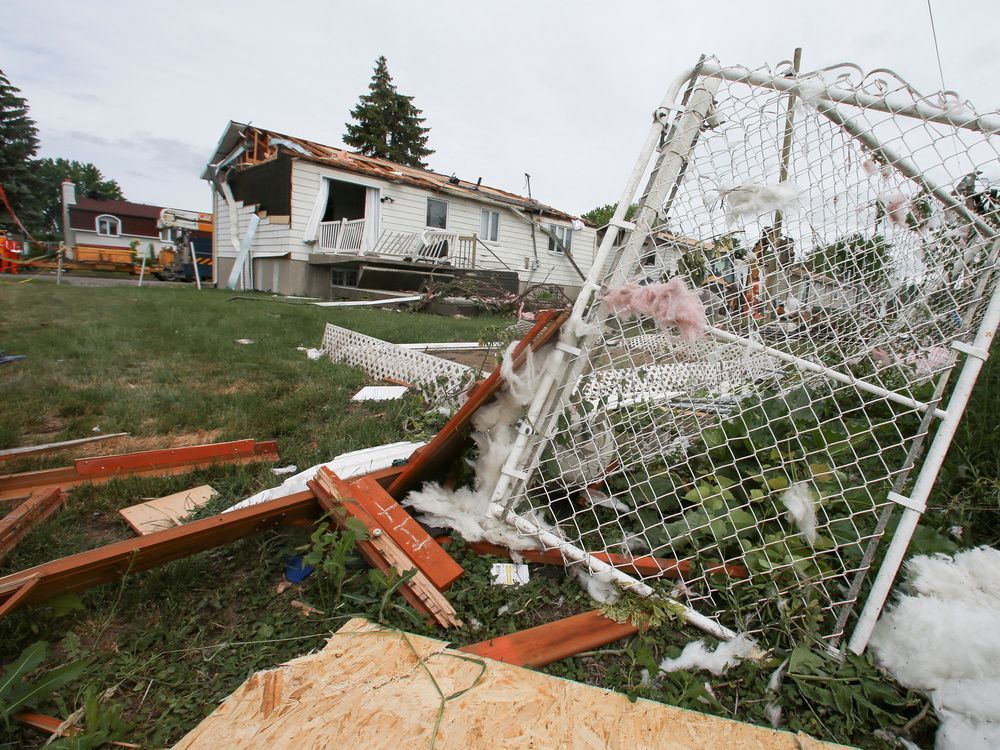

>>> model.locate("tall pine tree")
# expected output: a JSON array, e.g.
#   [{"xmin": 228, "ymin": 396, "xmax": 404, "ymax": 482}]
[
  {"xmin": 343, "ymin": 56, "xmax": 433, "ymax": 169},
  {"xmin": 0, "ymin": 69, "xmax": 41, "ymax": 233}
]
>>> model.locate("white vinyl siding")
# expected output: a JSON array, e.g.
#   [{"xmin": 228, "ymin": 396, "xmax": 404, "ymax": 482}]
[{"xmin": 480, "ymin": 209, "xmax": 500, "ymax": 242}]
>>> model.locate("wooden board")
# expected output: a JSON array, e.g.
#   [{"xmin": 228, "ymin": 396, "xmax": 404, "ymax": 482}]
[
  {"xmin": 118, "ymin": 485, "xmax": 218, "ymax": 535},
  {"xmin": 459, "ymin": 610, "xmax": 639, "ymax": 667},
  {"xmin": 173, "ymin": 618, "xmax": 849, "ymax": 750}
]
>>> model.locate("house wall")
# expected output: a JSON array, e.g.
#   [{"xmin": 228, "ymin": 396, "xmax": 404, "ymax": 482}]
[{"xmin": 290, "ymin": 160, "xmax": 596, "ymax": 294}]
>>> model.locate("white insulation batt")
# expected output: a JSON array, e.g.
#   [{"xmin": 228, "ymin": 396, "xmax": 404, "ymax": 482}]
[{"xmin": 869, "ymin": 546, "xmax": 1000, "ymax": 750}]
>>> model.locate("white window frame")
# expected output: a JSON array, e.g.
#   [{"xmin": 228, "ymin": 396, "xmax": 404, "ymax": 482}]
[
  {"xmin": 548, "ymin": 223, "xmax": 573, "ymax": 254},
  {"xmin": 159, "ymin": 227, "xmax": 179, "ymax": 243},
  {"xmin": 480, "ymin": 208, "xmax": 500, "ymax": 243},
  {"xmin": 426, "ymin": 197, "xmax": 449, "ymax": 230},
  {"xmin": 96, "ymin": 214, "xmax": 122, "ymax": 237}
]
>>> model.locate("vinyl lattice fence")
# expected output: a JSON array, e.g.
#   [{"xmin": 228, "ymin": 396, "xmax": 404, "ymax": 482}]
[{"xmin": 484, "ymin": 58, "xmax": 1000, "ymax": 650}]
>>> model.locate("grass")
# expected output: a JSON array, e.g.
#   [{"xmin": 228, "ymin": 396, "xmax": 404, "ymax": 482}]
[{"xmin": 0, "ymin": 280, "xmax": 996, "ymax": 749}]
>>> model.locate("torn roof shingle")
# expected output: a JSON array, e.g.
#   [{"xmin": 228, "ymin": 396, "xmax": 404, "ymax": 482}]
[{"xmin": 203, "ymin": 121, "xmax": 593, "ymax": 226}]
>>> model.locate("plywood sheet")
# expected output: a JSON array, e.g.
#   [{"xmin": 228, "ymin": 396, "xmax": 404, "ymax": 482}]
[
  {"xmin": 119, "ymin": 485, "xmax": 217, "ymax": 535},
  {"xmin": 173, "ymin": 618, "xmax": 849, "ymax": 750}
]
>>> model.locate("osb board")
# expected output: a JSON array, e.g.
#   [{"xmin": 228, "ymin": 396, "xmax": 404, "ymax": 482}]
[
  {"xmin": 119, "ymin": 485, "xmax": 217, "ymax": 535},
  {"xmin": 173, "ymin": 619, "xmax": 849, "ymax": 750}
]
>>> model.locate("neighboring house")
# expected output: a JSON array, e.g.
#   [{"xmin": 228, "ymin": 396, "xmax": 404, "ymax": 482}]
[
  {"xmin": 777, "ymin": 264, "xmax": 862, "ymax": 310},
  {"xmin": 201, "ymin": 122, "xmax": 598, "ymax": 298},
  {"xmin": 60, "ymin": 181, "xmax": 207, "ymax": 261}
]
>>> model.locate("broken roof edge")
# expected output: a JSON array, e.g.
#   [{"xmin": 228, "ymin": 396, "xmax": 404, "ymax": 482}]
[{"xmin": 201, "ymin": 120, "xmax": 595, "ymax": 226}]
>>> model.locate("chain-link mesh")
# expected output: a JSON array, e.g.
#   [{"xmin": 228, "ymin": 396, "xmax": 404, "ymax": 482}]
[{"xmin": 489, "ymin": 59, "xmax": 1000, "ymax": 646}]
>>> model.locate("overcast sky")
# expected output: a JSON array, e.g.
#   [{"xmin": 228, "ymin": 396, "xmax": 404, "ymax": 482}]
[{"xmin": 3, "ymin": 1, "xmax": 997, "ymax": 214}]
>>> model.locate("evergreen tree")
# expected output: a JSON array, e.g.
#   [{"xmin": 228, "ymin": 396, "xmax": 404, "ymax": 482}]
[
  {"xmin": 0, "ymin": 69, "xmax": 41, "ymax": 233},
  {"xmin": 343, "ymin": 56, "xmax": 433, "ymax": 169},
  {"xmin": 33, "ymin": 158, "xmax": 124, "ymax": 236}
]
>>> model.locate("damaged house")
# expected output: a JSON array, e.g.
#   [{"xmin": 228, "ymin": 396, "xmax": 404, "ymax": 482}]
[{"xmin": 201, "ymin": 122, "xmax": 598, "ymax": 298}]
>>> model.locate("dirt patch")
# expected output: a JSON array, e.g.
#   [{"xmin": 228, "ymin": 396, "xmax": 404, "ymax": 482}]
[{"xmin": 69, "ymin": 430, "xmax": 226, "ymax": 458}]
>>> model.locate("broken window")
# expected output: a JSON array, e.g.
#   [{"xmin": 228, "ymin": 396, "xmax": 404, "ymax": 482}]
[
  {"xmin": 322, "ymin": 180, "xmax": 367, "ymax": 222},
  {"xmin": 96, "ymin": 215, "xmax": 121, "ymax": 237},
  {"xmin": 480, "ymin": 209, "xmax": 500, "ymax": 242},
  {"xmin": 426, "ymin": 198, "xmax": 448, "ymax": 229},
  {"xmin": 547, "ymin": 224, "xmax": 572, "ymax": 254}
]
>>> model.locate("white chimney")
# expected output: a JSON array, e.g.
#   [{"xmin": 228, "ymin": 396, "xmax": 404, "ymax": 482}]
[{"xmin": 61, "ymin": 180, "xmax": 76, "ymax": 250}]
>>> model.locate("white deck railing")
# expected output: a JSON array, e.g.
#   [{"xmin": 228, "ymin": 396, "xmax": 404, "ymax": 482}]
[{"xmin": 318, "ymin": 218, "xmax": 367, "ymax": 251}]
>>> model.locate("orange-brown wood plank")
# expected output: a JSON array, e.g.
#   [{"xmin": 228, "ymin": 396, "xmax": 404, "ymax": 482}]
[
  {"xmin": 73, "ymin": 439, "xmax": 266, "ymax": 476},
  {"xmin": 387, "ymin": 309, "xmax": 569, "ymax": 500},
  {"xmin": 0, "ymin": 439, "xmax": 280, "ymax": 500},
  {"xmin": 347, "ymin": 475, "xmax": 462, "ymax": 590},
  {"xmin": 308, "ymin": 469, "xmax": 438, "ymax": 623},
  {"xmin": 0, "ymin": 489, "xmax": 64, "ymax": 563},
  {"xmin": 460, "ymin": 610, "xmax": 639, "ymax": 667},
  {"xmin": 0, "ymin": 490, "xmax": 319, "ymax": 618}
]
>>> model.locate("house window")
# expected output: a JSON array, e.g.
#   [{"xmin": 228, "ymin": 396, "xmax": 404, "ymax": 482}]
[
  {"xmin": 548, "ymin": 224, "xmax": 573, "ymax": 254},
  {"xmin": 426, "ymin": 198, "xmax": 448, "ymax": 229},
  {"xmin": 96, "ymin": 215, "xmax": 121, "ymax": 237},
  {"xmin": 480, "ymin": 209, "xmax": 500, "ymax": 242},
  {"xmin": 159, "ymin": 227, "xmax": 179, "ymax": 243}
]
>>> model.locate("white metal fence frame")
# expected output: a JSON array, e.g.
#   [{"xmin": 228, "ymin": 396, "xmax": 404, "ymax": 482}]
[{"xmin": 478, "ymin": 57, "xmax": 999, "ymax": 652}]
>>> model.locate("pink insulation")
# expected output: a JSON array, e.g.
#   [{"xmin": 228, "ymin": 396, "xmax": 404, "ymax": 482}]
[{"xmin": 602, "ymin": 277, "xmax": 707, "ymax": 340}]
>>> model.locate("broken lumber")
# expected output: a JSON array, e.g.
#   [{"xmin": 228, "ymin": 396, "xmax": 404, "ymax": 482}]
[
  {"xmin": 308, "ymin": 467, "xmax": 461, "ymax": 628},
  {"xmin": 0, "ymin": 433, "xmax": 130, "ymax": 462},
  {"xmin": 14, "ymin": 711, "xmax": 139, "ymax": 748},
  {"xmin": 0, "ymin": 490, "xmax": 319, "ymax": 619},
  {"xmin": 118, "ymin": 485, "xmax": 217, "ymax": 535},
  {"xmin": 459, "ymin": 610, "xmax": 639, "ymax": 667},
  {"xmin": 0, "ymin": 489, "xmax": 64, "ymax": 563},
  {"xmin": 0, "ymin": 439, "xmax": 280, "ymax": 501}
]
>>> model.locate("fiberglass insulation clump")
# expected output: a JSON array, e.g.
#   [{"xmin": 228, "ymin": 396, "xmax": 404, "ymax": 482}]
[{"xmin": 869, "ymin": 546, "xmax": 1000, "ymax": 750}]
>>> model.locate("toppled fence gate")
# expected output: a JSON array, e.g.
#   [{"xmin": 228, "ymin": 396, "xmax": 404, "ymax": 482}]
[{"xmin": 453, "ymin": 58, "xmax": 1000, "ymax": 653}]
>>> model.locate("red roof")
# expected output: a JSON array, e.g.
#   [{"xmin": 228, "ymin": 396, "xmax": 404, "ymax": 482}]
[{"xmin": 72, "ymin": 197, "xmax": 164, "ymax": 219}]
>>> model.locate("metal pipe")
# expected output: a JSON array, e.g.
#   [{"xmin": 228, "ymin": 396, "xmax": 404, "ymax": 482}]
[
  {"xmin": 698, "ymin": 61, "xmax": 1000, "ymax": 135},
  {"xmin": 706, "ymin": 326, "xmax": 948, "ymax": 419},
  {"xmin": 847, "ymin": 270, "xmax": 1000, "ymax": 653},
  {"xmin": 487, "ymin": 502, "xmax": 738, "ymax": 641}
]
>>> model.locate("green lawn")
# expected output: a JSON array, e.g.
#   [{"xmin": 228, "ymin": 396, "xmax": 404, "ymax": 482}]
[{"xmin": 0, "ymin": 281, "xmax": 996, "ymax": 749}]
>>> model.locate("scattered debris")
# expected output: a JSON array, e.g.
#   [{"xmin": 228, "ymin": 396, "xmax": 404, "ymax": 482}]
[
  {"xmin": 290, "ymin": 600, "xmax": 323, "ymax": 617},
  {"xmin": 312, "ymin": 294, "xmax": 423, "ymax": 308},
  {"xmin": 490, "ymin": 562, "xmax": 529, "ymax": 586},
  {"xmin": 284, "ymin": 556, "xmax": 314, "ymax": 584},
  {"xmin": 271, "ymin": 464, "xmax": 298, "ymax": 476},
  {"xmin": 119, "ymin": 485, "xmax": 218, "ymax": 535},
  {"xmin": 351, "ymin": 385, "xmax": 408, "ymax": 401},
  {"xmin": 296, "ymin": 346, "xmax": 325, "ymax": 360},
  {"xmin": 234, "ymin": 338, "xmax": 255, "ymax": 345},
  {"xmin": 656, "ymin": 635, "xmax": 761, "ymax": 676}
]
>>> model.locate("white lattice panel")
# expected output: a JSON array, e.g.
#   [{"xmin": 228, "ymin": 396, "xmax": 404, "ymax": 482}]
[{"xmin": 320, "ymin": 323, "xmax": 475, "ymax": 404}]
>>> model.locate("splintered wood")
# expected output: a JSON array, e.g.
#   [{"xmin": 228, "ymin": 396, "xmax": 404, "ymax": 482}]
[{"xmin": 173, "ymin": 619, "xmax": 849, "ymax": 750}]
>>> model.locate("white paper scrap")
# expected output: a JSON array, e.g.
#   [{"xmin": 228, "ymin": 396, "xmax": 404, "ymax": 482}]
[{"xmin": 490, "ymin": 563, "xmax": 530, "ymax": 586}]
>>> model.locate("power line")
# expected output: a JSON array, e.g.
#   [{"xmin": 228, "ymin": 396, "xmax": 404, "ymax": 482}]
[{"xmin": 926, "ymin": 0, "xmax": 947, "ymax": 91}]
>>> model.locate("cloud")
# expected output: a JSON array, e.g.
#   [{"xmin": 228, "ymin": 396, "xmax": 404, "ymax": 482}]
[{"xmin": 66, "ymin": 130, "xmax": 205, "ymax": 174}]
